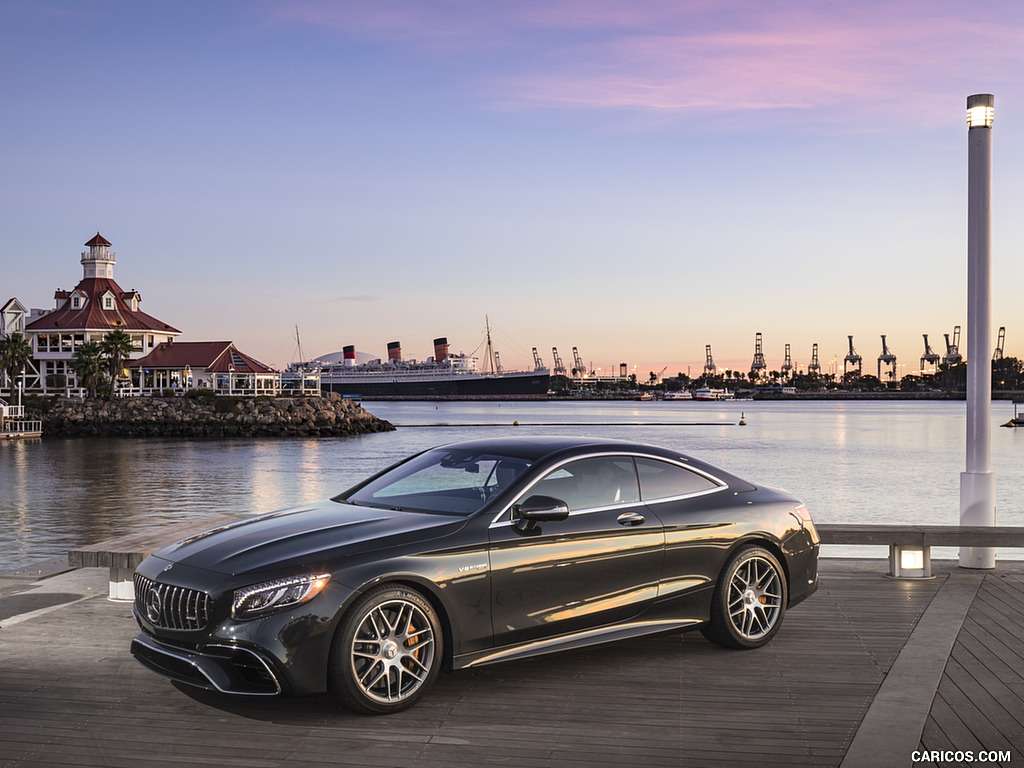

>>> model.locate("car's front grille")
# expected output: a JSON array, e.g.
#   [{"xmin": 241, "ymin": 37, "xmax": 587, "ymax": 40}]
[{"xmin": 134, "ymin": 573, "xmax": 212, "ymax": 631}]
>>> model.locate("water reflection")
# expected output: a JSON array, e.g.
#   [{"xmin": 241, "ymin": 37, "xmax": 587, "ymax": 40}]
[{"xmin": 1, "ymin": 400, "xmax": 1021, "ymax": 568}]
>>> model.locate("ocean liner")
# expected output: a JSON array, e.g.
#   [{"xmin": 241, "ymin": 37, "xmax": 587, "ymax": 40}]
[{"xmin": 309, "ymin": 335, "xmax": 550, "ymax": 400}]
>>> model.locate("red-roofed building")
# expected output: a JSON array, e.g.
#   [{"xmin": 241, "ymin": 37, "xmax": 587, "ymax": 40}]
[
  {"xmin": 127, "ymin": 341, "xmax": 287, "ymax": 395},
  {"xmin": 10, "ymin": 233, "xmax": 310, "ymax": 398},
  {"xmin": 25, "ymin": 234, "xmax": 181, "ymax": 393}
]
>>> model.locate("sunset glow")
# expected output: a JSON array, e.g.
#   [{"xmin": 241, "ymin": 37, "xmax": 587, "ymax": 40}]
[{"xmin": 3, "ymin": 0, "xmax": 1023, "ymax": 373}]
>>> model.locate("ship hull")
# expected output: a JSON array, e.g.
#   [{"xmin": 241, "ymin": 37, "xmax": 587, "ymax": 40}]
[{"xmin": 322, "ymin": 370, "xmax": 550, "ymax": 400}]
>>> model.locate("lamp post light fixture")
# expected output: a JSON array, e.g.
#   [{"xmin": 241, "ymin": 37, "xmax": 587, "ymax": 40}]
[
  {"xmin": 967, "ymin": 98, "xmax": 994, "ymax": 128},
  {"xmin": 960, "ymin": 93, "xmax": 996, "ymax": 570}
]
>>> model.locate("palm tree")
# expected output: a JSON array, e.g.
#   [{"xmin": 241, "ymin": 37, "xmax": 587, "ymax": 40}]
[
  {"xmin": 100, "ymin": 329, "xmax": 135, "ymax": 398},
  {"xmin": 0, "ymin": 332, "xmax": 33, "ymax": 403},
  {"xmin": 71, "ymin": 341, "xmax": 105, "ymax": 399}
]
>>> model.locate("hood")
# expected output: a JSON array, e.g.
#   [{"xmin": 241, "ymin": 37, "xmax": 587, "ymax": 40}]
[{"xmin": 152, "ymin": 500, "xmax": 467, "ymax": 576}]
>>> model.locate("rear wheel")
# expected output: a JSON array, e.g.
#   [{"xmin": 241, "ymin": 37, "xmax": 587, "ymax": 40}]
[
  {"xmin": 329, "ymin": 585, "xmax": 442, "ymax": 714},
  {"xmin": 702, "ymin": 546, "xmax": 787, "ymax": 649}
]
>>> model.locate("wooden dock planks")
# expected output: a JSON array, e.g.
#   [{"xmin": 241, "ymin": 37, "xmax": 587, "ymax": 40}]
[
  {"xmin": 1, "ymin": 561, "xmax": 1022, "ymax": 767},
  {"xmin": 917, "ymin": 574, "xmax": 1024, "ymax": 766}
]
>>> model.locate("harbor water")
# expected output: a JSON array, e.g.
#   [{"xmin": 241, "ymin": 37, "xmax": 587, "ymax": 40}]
[{"xmin": 1, "ymin": 399, "xmax": 1022, "ymax": 570}]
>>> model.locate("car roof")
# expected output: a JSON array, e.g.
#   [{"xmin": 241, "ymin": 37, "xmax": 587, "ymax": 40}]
[
  {"xmin": 428, "ymin": 435, "xmax": 687, "ymax": 464},
  {"xmin": 423, "ymin": 436, "xmax": 756, "ymax": 491}
]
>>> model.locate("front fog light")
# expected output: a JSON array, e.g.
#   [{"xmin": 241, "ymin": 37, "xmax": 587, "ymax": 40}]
[{"xmin": 233, "ymin": 574, "xmax": 331, "ymax": 619}]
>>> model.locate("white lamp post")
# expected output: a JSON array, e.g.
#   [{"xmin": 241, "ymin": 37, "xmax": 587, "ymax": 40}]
[{"xmin": 960, "ymin": 93, "xmax": 996, "ymax": 569}]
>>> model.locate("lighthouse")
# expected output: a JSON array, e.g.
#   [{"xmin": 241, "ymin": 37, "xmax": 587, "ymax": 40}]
[{"xmin": 81, "ymin": 232, "xmax": 116, "ymax": 280}]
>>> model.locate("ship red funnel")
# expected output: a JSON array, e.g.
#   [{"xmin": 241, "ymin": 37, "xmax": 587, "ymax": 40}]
[
  {"xmin": 433, "ymin": 337, "xmax": 449, "ymax": 363},
  {"xmin": 387, "ymin": 341, "xmax": 401, "ymax": 363},
  {"xmin": 343, "ymin": 345, "xmax": 356, "ymax": 367}
]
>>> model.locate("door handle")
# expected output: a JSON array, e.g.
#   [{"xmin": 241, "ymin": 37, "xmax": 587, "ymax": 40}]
[{"xmin": 617, "ymin": 512, "xmax": 645, "ymax": 526}]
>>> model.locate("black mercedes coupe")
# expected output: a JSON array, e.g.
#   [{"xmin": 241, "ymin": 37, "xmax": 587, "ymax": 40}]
[{"xmin": 131, "ymin": 436, "xmax": 819, "ymax": 714}]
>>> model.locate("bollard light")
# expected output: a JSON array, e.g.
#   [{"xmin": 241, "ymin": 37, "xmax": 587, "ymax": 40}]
[
  {"xmin": 901, "ymin": 547, "xmax": 924, "ymax": 571},
  {"xmin": 889, "ymin": 544, "xmax": 932, "ymax": 579}
]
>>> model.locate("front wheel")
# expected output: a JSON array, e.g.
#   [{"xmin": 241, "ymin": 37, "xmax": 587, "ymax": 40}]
[
  {"xmin": 329, "ymin": 585, "xmax": 443, "ymax": 714},
  {"xmin": 702, "ymin": 546, "xmax": 787, "ymax": 649}
]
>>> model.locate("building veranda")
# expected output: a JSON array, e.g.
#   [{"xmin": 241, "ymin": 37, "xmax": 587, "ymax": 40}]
[{"xmin": 126, "ymin": 340, "xmax": 317, "ymax": 397}]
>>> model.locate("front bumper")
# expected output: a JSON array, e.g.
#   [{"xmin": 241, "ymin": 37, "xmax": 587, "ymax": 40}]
[
  {"xmin": 130, "ymin": 624, "xmax": 282, "ymax": 696},
  {"xmin": 131, "ymin": 556, "xmax": 352, "ymax": 697}
]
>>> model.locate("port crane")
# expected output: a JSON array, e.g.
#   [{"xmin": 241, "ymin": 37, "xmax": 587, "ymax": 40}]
[
  {"xmin": 920, "ymin": 335, "xmax": 940, "ymax": 374},
  {"xmin": 877, "ymin": 335, "xmax": 897, "ymax": 381},
  {"xmin": 703, "ymin": 344, "xmax": 717, "ymax": 377},
  {"xmin": 808, "ymin": 344, "xmax": 821, "ymax": 376},
  {"xmin": 781, "ymin": 344, "xmax": 793, "ymax": 379},
  {"xmin": 844, "ymin": 336, "xmax": 862, "ymax": 376},
  {"xmin": 942, "ymin": 326, "xmax": 962, "ymax": 367},
  {"xmin": 571, "ymin": 347, "xmax": 587, "ymax": 378},
  {"xmin": 551, "ymin": 348, "xmax": 567, "ymax": 376},
  {"xmin": 994, "ymin": 326, "xmax": 1006, "ymax": 360},
  {"xmin": 532, "ymin": 347, "xmax": 545, "ymax": 371},
  {"xmin": 750, "ymin": 332, "xmax": 767, "ymax": 380}
]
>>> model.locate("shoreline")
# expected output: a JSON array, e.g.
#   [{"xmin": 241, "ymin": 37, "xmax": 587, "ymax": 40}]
[
  {"xmin": 11, "ymin": 391, "xmax": 1020, "ymax": 439},
  {"xmin": 357, "ymin": 390, "xmax": 1018, "ymax": 402}
]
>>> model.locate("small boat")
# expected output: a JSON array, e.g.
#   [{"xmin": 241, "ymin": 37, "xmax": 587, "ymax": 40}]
[
  {"xmin": 693, "ymin": 387, "xmax": 734, "ymax": 401},
  {"xmin": 663, "ymin": 390, "xmax": 693, "ymax": 401}
]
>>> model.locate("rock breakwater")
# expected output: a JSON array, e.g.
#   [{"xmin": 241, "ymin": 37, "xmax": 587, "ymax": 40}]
[{"xmin": 35, "ymin": 393, "xmax": 395, "ymax": 438}]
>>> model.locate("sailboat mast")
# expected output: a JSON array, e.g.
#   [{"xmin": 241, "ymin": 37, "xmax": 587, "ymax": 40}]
[
  {"xmin": 485, "ymin": 316, "xmax": 498, "ymax": 375},
  {"xmin": 294, "ymin": 324, "xmax": 305, "ymax": 364}
]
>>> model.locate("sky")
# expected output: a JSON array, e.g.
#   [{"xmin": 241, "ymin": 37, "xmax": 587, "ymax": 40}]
[{"xmin": 3, "ymin": 0, "xmax": 1024, "ymax": 377}]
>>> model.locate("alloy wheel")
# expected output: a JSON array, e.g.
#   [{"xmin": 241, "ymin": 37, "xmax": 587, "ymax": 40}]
[
  {"xmin": 349, "ymin": 597, "xmax": 436, "ymax": 705},
  {"xmin": 726, "ymin": 554, "xmax": 783, "ymax": 641}
]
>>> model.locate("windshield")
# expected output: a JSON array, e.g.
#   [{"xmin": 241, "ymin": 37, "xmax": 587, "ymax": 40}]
[{"xmin": 339, "ymin": 448, "xmax": 533, "ymax": 516}]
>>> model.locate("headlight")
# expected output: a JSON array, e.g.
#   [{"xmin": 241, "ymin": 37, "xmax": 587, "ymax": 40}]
[{"xmin": 232, "ymin": 574, "xmax": 331, "ymax": 620}]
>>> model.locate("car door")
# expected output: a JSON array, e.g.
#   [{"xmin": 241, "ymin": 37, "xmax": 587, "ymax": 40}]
[
  {"xmin": 634, "ymin": 456, "xmax": 736, "ymax": 603},
  {"xmin": 487, "ymin": 455, "xmax": 666, "ymax": 648}
]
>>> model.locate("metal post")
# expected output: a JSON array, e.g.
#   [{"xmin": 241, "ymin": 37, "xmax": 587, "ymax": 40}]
[{"xmin": 960, "ymin": 93, "xmax": 996, "ymax": 569}]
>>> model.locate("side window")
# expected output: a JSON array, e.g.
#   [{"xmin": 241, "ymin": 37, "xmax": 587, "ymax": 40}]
[
  {"xmin": 529, "ymin": 456, "xmax": 640, "ymax": 511},
  {"xmin": 635, "ymin": 458, "xmax": 720, "ymax": 501},
  {"xmin": 483, "ymin": 459, "xmax": 531, "ymax": 496}
]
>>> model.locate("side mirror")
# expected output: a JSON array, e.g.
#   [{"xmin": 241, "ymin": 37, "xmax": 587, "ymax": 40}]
[{"xmin": 513, "ymin": 495, "xmax": 569, "ymax": 531}]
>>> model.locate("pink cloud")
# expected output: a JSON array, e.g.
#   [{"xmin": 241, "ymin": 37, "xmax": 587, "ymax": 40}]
[
  {"xmin": 506, "ymin": 15, "xmax": 1024, "ymax": 123},
  {"xmin": 268, "ymin": 0, "xmax": 1024, "ymax": 128}
]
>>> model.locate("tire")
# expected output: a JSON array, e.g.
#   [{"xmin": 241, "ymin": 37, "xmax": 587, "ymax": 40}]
[
  {"xmin": 329, "ymin": 585, "xmax": 443, "ymax": 714},
  {"xmin": 701, "ymin": 546, "xmax": 787, "ymax": 649}
]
